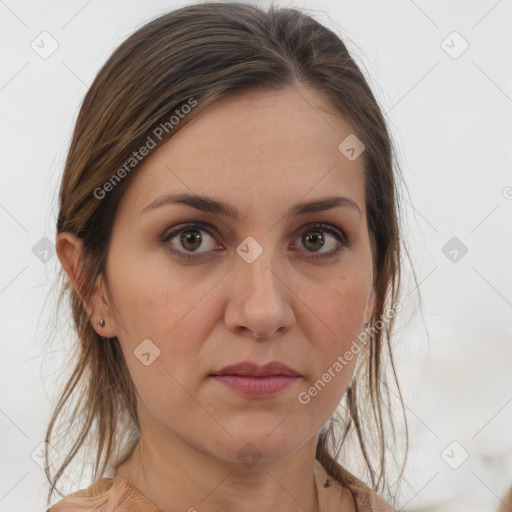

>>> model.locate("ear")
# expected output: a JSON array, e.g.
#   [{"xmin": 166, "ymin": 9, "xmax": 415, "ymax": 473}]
[
  {"xmin": 364, "ymin": 287, "xmax": 375, "ymax": 325},
  {"xmin": 56, "ymin": 232, "xmax": 117, "ymax": 338}
]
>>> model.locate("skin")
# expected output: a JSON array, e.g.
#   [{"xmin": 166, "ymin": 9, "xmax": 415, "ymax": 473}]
[{"xmin": 57, "ymin": 83, "xmax": 375, "ymax": 512}]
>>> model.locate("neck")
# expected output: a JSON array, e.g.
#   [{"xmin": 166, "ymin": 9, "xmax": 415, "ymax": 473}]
[{"xmin": 115, "ymin": 432, "xmax": 321, "ymax": 512}]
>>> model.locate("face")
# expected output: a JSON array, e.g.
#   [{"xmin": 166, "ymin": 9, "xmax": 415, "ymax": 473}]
[{"xmin": 95, "ymin": 84, "xmax": 375, "ymax": 465}]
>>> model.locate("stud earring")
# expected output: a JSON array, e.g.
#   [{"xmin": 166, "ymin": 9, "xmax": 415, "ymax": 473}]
[{"xmin": 99, "ymin": 319, "xmax": 105, "ymax": 327}]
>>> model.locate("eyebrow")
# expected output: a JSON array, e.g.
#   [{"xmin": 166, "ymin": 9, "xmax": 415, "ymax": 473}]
[{"xmin": 141, "ymin": 192, "xmax": 362, "ymax": 219}]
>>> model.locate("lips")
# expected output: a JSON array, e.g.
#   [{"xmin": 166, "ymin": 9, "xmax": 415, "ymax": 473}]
[
  {"xmin": 210, "ymin": 361, "xmax": 301, "ymax": 397},
  {"xmin": 211, "ymin": 361, "xmax": 301, "ymax": 378}
]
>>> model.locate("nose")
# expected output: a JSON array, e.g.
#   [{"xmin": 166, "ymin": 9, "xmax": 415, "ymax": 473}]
[{"xmin": 224, "ymin": 240, "xmax": 295, "ymax": 341}]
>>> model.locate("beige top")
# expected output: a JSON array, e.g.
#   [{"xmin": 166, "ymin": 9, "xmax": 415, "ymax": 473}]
[{"xmin": 47, "ymin": 460, "xmax": 395, "ymax": 511}]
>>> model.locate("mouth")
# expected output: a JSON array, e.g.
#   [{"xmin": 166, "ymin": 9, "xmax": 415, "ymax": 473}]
[
  {"xmin": 211, "ymin": 360, "xmax": 301, "ymax": 377},
  {"xmin": 209, "ymin": 361, "xmax": 302, "ymax": 397}
]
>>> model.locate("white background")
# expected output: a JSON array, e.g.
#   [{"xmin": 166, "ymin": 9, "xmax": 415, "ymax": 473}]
[{"xmin": 0, "ymin": 1, "xmax": 511, "ymax": 511}]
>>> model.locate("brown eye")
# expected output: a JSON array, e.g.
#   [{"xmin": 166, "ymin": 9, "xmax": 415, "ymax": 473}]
[
  {"xmin": 180, "ymin": 229, "xmax": 203, "ymax": 251},
  {"xmin": 293, "ymin": 223, "xmax": 348, "ymax": 260},
  {"xmin": 302, "ymin": 230, "xmax": 325, "ymax": 251},
  {"xmin": 160, "ymin": 223, "xmax": 219, "ymax": 260},
  {"xmin": 160, "ymin": 221, "xmax": 349, "ymax": 262}
]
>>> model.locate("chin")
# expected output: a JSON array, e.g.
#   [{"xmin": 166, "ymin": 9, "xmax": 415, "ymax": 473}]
[{"xmin": 210, "ymin": 428, "xmax": 307, "ymax": 466}]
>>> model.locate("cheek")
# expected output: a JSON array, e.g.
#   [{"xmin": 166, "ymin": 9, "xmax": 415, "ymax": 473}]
[
  {"xmin": 107, "ymin": 253, "xmax": 222, "ymax": 395},
  {"xmin": 294, "ymin": 278, "xmax": 368, "ymax": 419},
  {"xmin": 299, "ymin": 273, "xmax": 371, "ymax": 344},
  {"xmin": 108, "ymin": 250, "xmax": 208, "ymax": 339}
]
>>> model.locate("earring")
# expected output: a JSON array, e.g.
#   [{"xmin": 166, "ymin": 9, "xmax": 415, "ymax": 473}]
[{"xmin": 99, "ymin": 319, "xmax": 105, "ymax": 327}]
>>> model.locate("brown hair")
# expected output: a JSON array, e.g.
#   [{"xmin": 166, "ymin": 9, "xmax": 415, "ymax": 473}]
[
  {"xmin": 45, "ymin": 1, "xmax": 411, "ymax": 507},
  {"xmin": 497, "ymin": 483, "xmax": 512, "ymax": 512}
]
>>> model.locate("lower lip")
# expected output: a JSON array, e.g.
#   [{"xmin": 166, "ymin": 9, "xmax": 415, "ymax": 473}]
[{"xmin": 211, "ymin": 375, "xmax": 301, "ymax": 397}]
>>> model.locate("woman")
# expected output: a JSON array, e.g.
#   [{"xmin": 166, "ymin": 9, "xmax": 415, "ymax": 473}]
[{"xmin": 45, "ymin": 2, "xmax": 409, "ymax": 510}]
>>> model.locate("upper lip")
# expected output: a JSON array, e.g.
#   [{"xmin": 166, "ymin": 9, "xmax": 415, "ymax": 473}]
[{"xmin": 211, "ymin": 361, "xmax": 301, "ymax": 377}]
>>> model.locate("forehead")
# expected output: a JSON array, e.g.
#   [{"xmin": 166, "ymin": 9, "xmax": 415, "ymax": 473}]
[{"xmin": 119, "ymin": 84, "xmax": 366, "ymax": 218}]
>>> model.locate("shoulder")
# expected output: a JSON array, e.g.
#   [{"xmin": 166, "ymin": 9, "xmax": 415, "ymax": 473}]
[
  {"xmin": 314, "ymin": 460, "xmax": 396, "ymax": 512},
  {"xmin": 45, "ymin": 475, "xmax": 160, "ymax": 512},
  {"xmin": 337, "ymin": 465, "xmax": 396, "ymax": 512},
  {"xmin": 46, "ymin": 478, "xmax": 113, "ymax": 511},
  {"xmin": 498, "ymin": 484, "xmax": 512, "ymax": 512},
  {"xmin": 351, "ymin": 489, "xmax": 396, "ymax": 512}
]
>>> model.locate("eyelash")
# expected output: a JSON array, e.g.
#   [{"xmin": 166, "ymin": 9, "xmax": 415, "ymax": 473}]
[{"xmin": 159, "ymin": 222, "xmax": 351, "ymax": 261}]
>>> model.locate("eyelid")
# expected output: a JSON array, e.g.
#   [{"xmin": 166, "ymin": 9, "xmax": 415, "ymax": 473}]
[
  {"xmin": 160, "ymin": 221, "xmax": 218, "ymax": 243},
  {"xmin": 159, "ymin": 221, "xmax": 351, "ymax": 260},
  {"xmin": 159, "ymin": 222, "xmax": 220, "ymax": 258}
]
